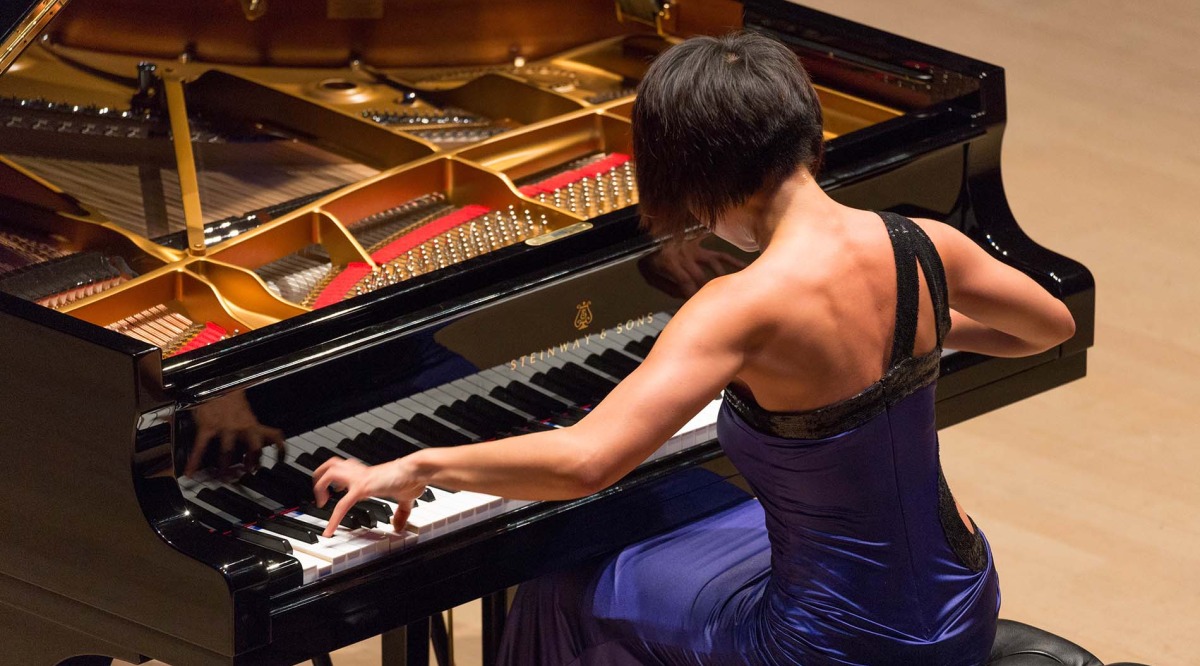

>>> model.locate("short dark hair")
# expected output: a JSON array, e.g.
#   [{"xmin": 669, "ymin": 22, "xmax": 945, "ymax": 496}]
[{"xmin": 632, "ymin": 32, "xmax": 824, "ymax": 238}]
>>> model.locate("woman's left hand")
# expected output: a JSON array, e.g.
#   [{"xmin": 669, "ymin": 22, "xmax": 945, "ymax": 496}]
[{"xmin": 312, "ymin": 456, "xmax": 427, "ymax": 537}]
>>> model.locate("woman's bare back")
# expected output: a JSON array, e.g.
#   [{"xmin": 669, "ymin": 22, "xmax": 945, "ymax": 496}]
[{"xmin": 727, "ymin": 208, "xmax": 941, "ymax": 413}]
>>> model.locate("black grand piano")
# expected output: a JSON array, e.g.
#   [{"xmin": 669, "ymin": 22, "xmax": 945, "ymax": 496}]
[{"xmin": 0, "ymin": 1, "xmax": 1094, "ymax": 664}]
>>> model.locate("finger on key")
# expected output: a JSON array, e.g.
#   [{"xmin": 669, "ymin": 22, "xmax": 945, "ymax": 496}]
[
  {"xmin": 312, "ymin": 456, "xmax": 347, "ymax": 508},
  {"xmin": 324, "ymin": 489, "xmax": 366, "ymax": 538}
]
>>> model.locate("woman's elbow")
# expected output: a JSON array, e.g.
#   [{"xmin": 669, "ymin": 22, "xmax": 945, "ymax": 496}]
[
  {"xmin": 556, "ymin": 436, "xmax": 617, "ymax": 497},
  {"xmin": 571, "ymin": 465, "xmax": 615, "ymax": 497},
  {"xmin": 1029, "ymin": 304, "xmax": 1076, "ymax": 352},
  {"xmin": 1047, "ymin": 302, "xmax": 1077, "ymax": 346}
]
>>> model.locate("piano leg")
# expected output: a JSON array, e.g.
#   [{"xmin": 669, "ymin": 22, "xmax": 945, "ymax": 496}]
[
  {"xmin": 310, "ymin": 655, "xmax": 334, "ymax": 666},
  {"xmin": 481, "ymin": 590, "xmax": 509, "ymax": 666},
  {"xmin": 382, "ymin": 619, "xmax": 429, "ymax": 666},
  {"xmin": 431, "ymin": 613, "xmax": 451, "ymax": 666}
]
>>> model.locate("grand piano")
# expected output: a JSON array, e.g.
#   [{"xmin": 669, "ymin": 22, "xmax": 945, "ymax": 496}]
[{"xmin": 0, "ymin": 1, "xmax": 1094, "ymax": 664}]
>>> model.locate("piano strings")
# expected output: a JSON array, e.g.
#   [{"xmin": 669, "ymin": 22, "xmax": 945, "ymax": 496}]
[
  {"xmin": 0, "ymin": 227, "xmax": 74, "ymax": 275},
  {"xmin": 104, "ymin": 303, "xmax": 229, "ymax": 357},
  {"xmin": 0, "ymin": 251, "xmax": 137, "ymax": 309},
  {"xmin": 517, "ymin": 152, "xmax": 637, "ymax": 218},
  {"xmin": 308, "ymin": 202, "xmax": 551, "ymax": 308}
]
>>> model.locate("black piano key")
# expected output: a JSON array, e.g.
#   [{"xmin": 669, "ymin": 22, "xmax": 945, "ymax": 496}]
[
  {"xmin": 369, "ymin": 428, "xmax": 425, "ymax": 457},
  {"xmin": 267, "ymin": 461, "xmax": 319, "ymax": 500},
  {"xmin": 505, "ymin": 381, "xmax": 569, "ymax": 413},
  {"xmin": 419, "ymin": 487, "xmax": 436, "ymax": 503},
  {"xmin": 218, "ymin": 486, "xmax": 283, "ymax": 518},
  {"xmin": 294, "ymin": 452, "xmax": 320, "ymax": 471},
  {"xmin": 490, "ymin": 384, "xmax": 552, "ymax": 416},
  {"xmin": 624, "ymin": 335, "xmax": 657, "ymax": 359},
  {"xmin": 391, "ymin": 419, "xmax": 437, "ymax": 447},
  {"xmin": 239, "ymin": 471, "xmax": 302, "ymax": 507},
  {"xmin": 313, "ymin": 446, "xmax": 341, "ymax": 464},
  {"xmin": 394, "ymin": 414, "xmax": 474, "ymax": 446},
  {"xmin": 545, "ymin": 366, "xmax": 601, "ymax": 402},
  {"xmin": 356, "ymin": 498, "xmax": 394, "ymax": 522},
  {"xmin": 465, "ymin": 394, "xmax": 527, "ymax": 429},
  {"xmin": 531, "ymin": 371, "xmax": 592, "ymax": 405},
  {"xmin": 186, "ymin": 501, "xmax": 236, "ymax": 532},
  {"xmin": 604, "ymin": 346, "xmax": 643, "ymax": 367},
  {"xmin": 561, "ymin": 362, "xmax": 618, "ymax": 396},
  {"xmin": 300, "ymin": 501, "xmax": 367, "ymax": 530},
  {"xmin": 196, "ymin": 488, "xmax": 267, "ymax": 522},
  {"xmin": 415, "ymin": 413, "xmax": 479, "ymax": 444},
  {"xmin": 231, "ymin": 525, "xmax": 293, "ymax": 555},
  {"xmin": 586, "ymin": 350, "xmax": 636, "ymax": 378},
  {"xmin": 258, "ymin": 516, "xmax": 320, "ymax": 544},
  {"xmin": 435, "ymin": 403, "xmax": 498, "ymax": 439},
  {"xmin": 337, "ymin": 436, "xmax": 387, "ymax": 465}
]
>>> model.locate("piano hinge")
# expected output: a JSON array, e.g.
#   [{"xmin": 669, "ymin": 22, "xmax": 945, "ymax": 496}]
[{"xmin": 614, "ymin": 0, "xmax": 675, "ymax": 37}]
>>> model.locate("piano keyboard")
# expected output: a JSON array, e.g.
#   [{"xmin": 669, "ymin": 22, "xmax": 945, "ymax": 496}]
[{"xmin": 182, "ymin": 313, "xmax": 723, "ymax": 584}]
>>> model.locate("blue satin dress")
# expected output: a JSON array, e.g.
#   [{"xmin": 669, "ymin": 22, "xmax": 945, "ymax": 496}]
[{"xmin": 498, "ymin": 213, "xmax": 1000, "ymax": 665}]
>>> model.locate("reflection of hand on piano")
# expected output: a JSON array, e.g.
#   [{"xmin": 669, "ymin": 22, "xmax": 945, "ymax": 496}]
[
  {"xmin": 313, "ymin": 456, "xmax": 427, "ymax": 537},
  {"xmin": 638, "ymin": 237, "xmax": 746, "ymax": 299},
  {"xmin": 186, "ymin": 391, "xmax": 286, "ymax": 476}
]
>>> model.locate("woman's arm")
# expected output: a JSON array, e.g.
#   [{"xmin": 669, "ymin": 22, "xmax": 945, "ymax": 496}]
[
  {"xmin": 313, "ymin": 276, "xmax": 759, "ymax": 536},
  {"xmin": 915, "ymin": 219, "xmax": 1076, "ymax": 357}
]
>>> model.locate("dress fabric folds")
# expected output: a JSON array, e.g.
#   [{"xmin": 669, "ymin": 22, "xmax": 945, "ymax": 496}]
[{"xmin": 498, "ymin": 213, "xmax": 1001, "ymax": 665}]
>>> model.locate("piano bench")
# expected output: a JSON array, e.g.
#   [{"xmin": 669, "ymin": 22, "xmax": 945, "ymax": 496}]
[{"xmin": 989, "ymin": 619, "xmax": 1151, "ymax": 666}]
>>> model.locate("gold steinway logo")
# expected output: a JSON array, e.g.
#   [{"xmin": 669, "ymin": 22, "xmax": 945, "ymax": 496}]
[{"xmin": 573, "ymin": 300, "xmax": 594, "ymax": 330}]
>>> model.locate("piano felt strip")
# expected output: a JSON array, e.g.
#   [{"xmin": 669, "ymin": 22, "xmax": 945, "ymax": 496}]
[
  {"xmin": 173, "ymin": 323, "xmax": 228, "ymax": 356},
  {"xmin": 310, "ymin": 262, "xmax": 373, "ymax": 309},
  {"xmin": 518, "ymin": 153, "xmax": 631, "ymax": 197},
  {"xmin": 369, "ymin": 205, "xmax": 491, "ymax": 264}
]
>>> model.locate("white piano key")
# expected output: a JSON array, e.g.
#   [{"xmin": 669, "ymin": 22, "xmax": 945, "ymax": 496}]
[
  {"xmin": 249, "ymin": 533, "xmax": 330, "ymax": 583},
  {"xmin": 270, "ymin": 513, "xmax": 383, "ymax": 569}
]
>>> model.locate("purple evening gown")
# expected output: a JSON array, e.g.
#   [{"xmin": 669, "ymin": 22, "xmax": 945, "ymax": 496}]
[{"xmin": 498, "ymin": 213, "xmax": 1000, "ymax": 665}]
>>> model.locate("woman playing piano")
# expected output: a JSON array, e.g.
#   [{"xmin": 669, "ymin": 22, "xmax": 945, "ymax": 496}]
[{"xmin": 312, "ymin": 32, "xmax": 1076, "ymax": 665}]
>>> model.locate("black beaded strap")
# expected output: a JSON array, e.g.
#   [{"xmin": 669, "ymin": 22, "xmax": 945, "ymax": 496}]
[{"xmin": 882, "ymin": 212, "xmax": 923, "ymax": 369}]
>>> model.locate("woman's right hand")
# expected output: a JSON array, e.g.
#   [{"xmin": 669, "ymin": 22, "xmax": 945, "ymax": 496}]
[{"xmin": 312, "ymin": 456, "xmax": 428, "ymax": 537}]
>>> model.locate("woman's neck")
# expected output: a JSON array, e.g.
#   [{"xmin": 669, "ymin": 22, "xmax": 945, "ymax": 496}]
[{"xmin": 732, "ymin": 169, "xmax": 843, "ymax": 251}]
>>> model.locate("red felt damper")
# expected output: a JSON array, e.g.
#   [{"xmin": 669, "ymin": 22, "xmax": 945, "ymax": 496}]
[
  {"xmin": 369, "ymin": 205, "xmax": 490, "ymax": 264},
  {"xmin": 518, "ymin": 153, "xmax": 631, "ymax": 197},
  {"xmin": 174, "ymin": 322, "xmax": 228, "ymax": 355},
  {"xmin": 311, "ymin": 262, "xmax": 373, "ymax": 309}
]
